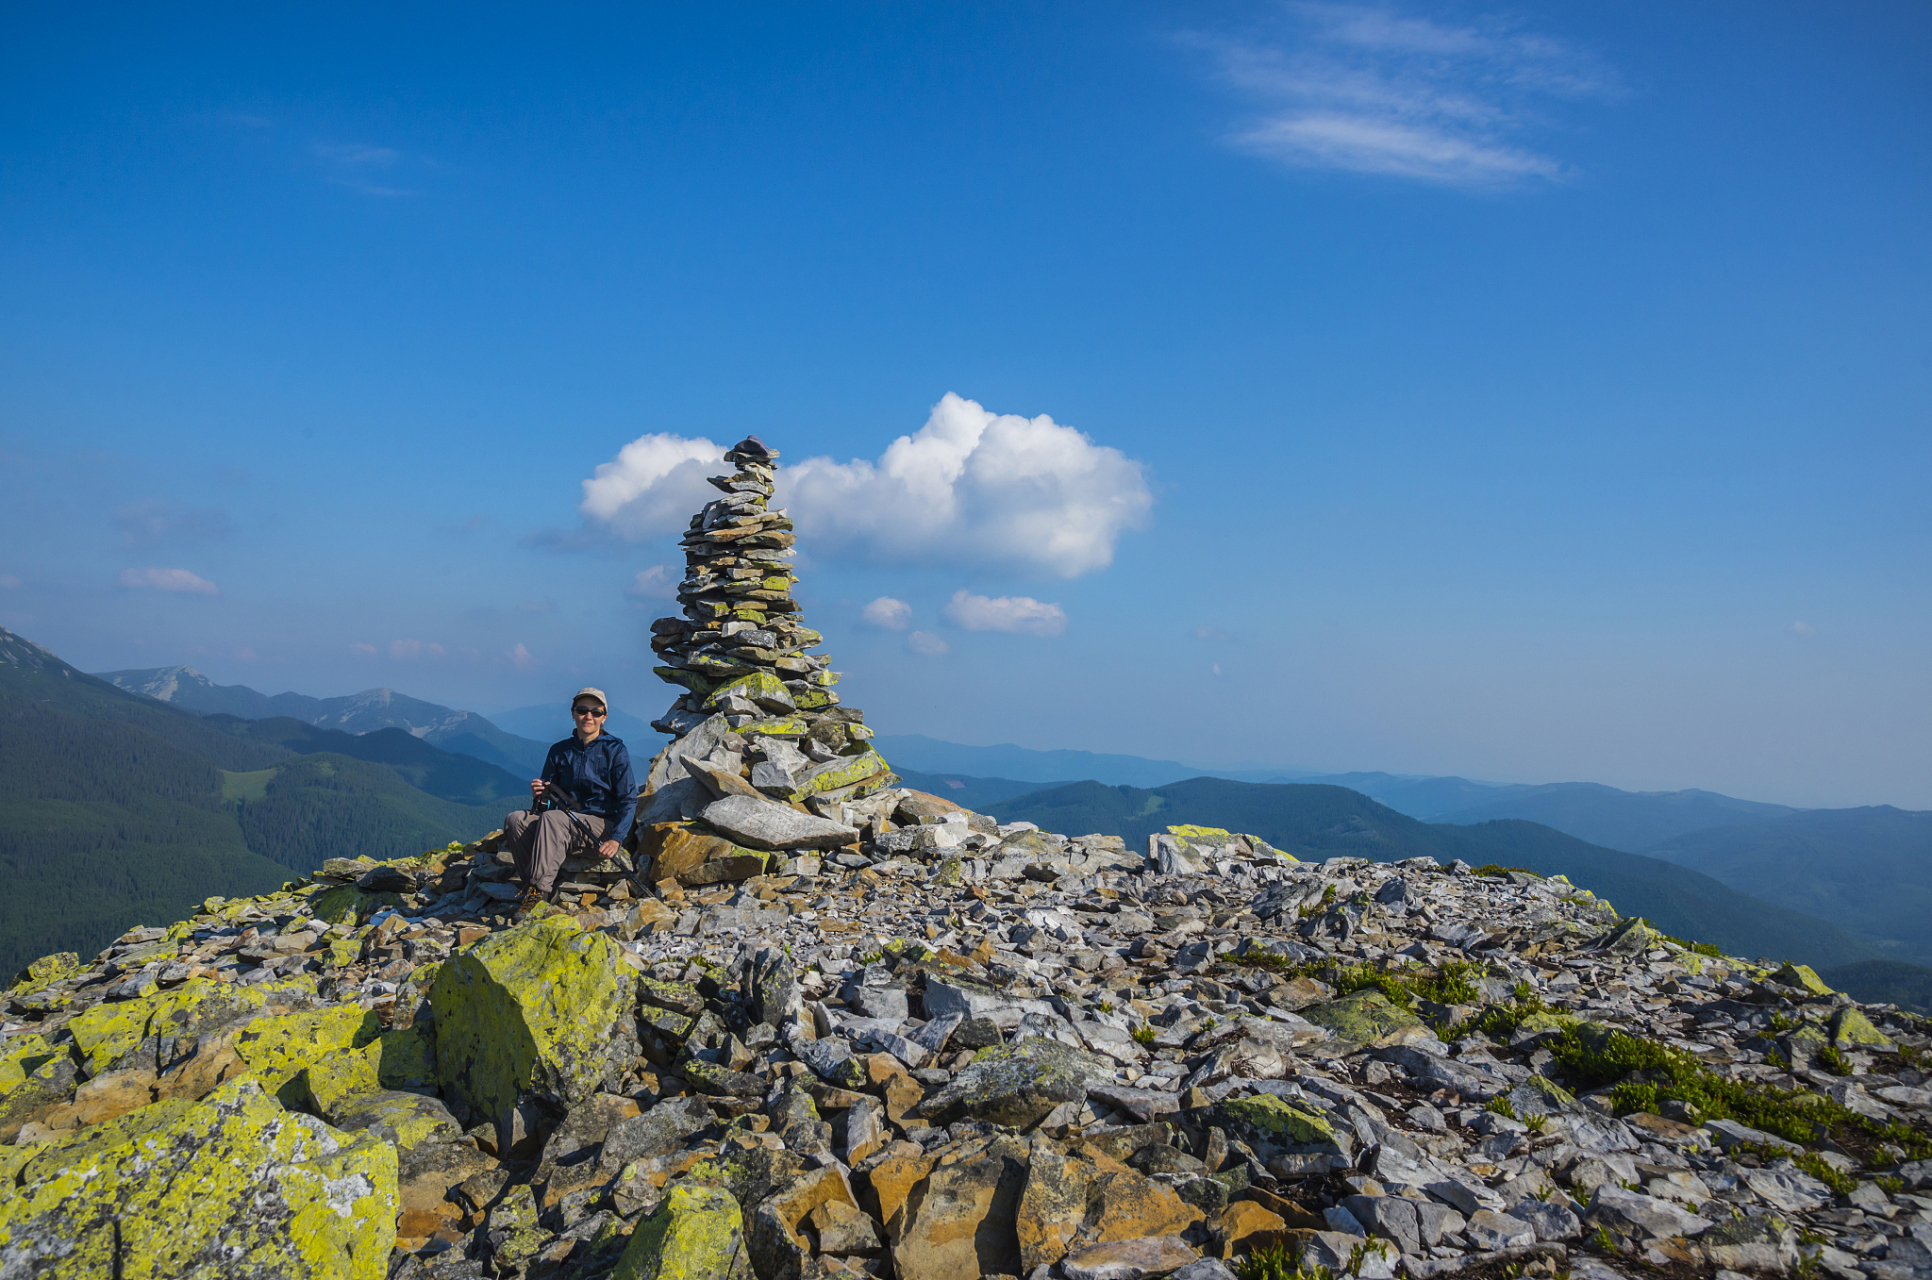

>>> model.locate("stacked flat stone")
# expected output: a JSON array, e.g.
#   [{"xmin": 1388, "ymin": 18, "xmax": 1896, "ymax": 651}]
[{"xmin": 644, "ymin": 434, "xmax": 894, "ymax": 810}]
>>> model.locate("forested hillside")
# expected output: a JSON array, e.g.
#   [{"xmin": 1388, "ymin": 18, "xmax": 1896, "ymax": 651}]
[{"xmin": 0, "ymin": 628, "xmax": 507, "ymax": 978}]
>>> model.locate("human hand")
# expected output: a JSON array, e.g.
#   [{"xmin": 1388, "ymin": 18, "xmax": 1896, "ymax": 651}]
[
  {"xmin": 530, "ymin": 778, "xmax": 547, "ymax": 801},
  {"xmin": 598, "ymin": 840, "xmax": 619, "ymax": 860}
]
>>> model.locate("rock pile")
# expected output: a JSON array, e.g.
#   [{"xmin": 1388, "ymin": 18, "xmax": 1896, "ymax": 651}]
[
  {"xmin": 644, "ymin": 435, "xmax": 892, "ymax": 814},
  {"xmin": 3, "ymin": 815, "xmax": 1931, "ymax": 1280}
]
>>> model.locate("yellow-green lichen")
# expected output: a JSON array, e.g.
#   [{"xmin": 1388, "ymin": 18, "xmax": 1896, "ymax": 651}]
[
  {"xmin": 0, "ymin": 1078, "xmax": 397, "ymax": 1279},
  {"xmin": 613, "ymin": 1181, "xmax": 750, "ymax": 1280},
  {"xmin": 428, "ymin": 914, "xmax": 634, "ymax": 1125},
  {"xmin": 1220, "ymin": 1094, "xmax": 1338, "ymax": 1146},
  {"xmin": 0, "ymin": 1033, "xmax": 57, "ymax": 1099}
]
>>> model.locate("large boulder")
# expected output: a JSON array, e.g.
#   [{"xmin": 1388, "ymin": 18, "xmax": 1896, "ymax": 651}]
[
  {"xmin": 0, "ymin": 1078, "xmax": 397, "ymax": 1279},
  {"xmin": 428, "ymin": 915, "xmax": 637, "ymax": 1129},
  {"xmin": 915, "ymin": 1036, "xmax": 1113, "ymax": 1129},
  {"xmin": 613, "ymin": 1182, "xmax": 752, "ymax": 1280},
  {"xmin": 890, "ymin": 1134, "xmax": 1029, "ymax": 1280},
  {"xmin": 699, "ymin": 796, "xmax": 858, "ymax": 851},
  {"xmin": 1299, "ymin": 991, "xmax": 1432, "ymax": 1052}
]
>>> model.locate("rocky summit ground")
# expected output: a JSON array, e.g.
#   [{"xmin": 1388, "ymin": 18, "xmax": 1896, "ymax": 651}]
[{"xmin": 3, "ymin": 797, "xmax": 1931, "ymax": 1280}]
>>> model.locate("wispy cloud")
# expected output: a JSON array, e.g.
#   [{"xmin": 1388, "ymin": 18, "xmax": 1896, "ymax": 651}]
[
  {"xmin": 862, "ymin": 597, "xmax": 912, "ymax": 630},
  {"xmin": 905, "ymin": 631, "xmax": 950, "ymax": 656},
  {"xmin": 507, "ymin": 643, "xmax": 538, "ymax": 671},
  {"xmin": 941, "ymin": 590, "xmax": 1067, "ymax": 637},
  {"xmin": 119, "ymin": 567, "xmax": 218, "ymax": 595},
  {"xmin": 390, "ymin": 639, "xmax": 445, "ymax": 659},
  {"xmin": 313, "ymin": 141, "xmax": 417, "ymax": 196},
  {"xmin": 1192, "ymin": 3, "xmax": 1616, "ymax": 188}
]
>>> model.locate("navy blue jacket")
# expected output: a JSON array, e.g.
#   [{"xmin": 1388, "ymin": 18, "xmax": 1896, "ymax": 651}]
[{"xmin": 540, "ymin": 733, "xmax": 637, "ymax": 845}]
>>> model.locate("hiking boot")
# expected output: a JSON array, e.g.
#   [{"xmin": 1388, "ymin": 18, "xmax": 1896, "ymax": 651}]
[{"xmin": 513, "ymin": 885, "xmax": 545, "ymax": 917}]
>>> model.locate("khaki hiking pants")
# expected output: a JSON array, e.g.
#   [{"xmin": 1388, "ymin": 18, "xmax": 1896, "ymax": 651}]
[{"xmin": 503, "ymin": 808, "xmax": 609, "ymax": 894}]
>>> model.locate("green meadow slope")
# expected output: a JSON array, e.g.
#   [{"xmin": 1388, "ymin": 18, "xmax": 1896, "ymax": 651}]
[{"xmin": 0, "ymin": 628, "xmax": 507, "ymax": 978}]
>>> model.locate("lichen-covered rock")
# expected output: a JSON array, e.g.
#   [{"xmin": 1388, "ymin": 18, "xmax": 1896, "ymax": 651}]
[
  {"xmin": 64, "ymin": 975, "xmax": 317, "ymax": 1077},
  {"xmin": 428, "ymin": 914, "xmax": 636, "ymax": 1128},
  {"xmin": 1218, "ymin": 1093, "xmax": 1341, "ymax": 1148},
  {"xmin": 0, "ymin": 1078, "xmax": 397, "ymax": 1279},
  {"xmin": 915, "ymin": 1036, "xmax": 1111, "ymax": 1129},
  {"xmin": 613, "ymin": 1181, "xmax": 752, "ymax": 1280},
  {"xmin": 1772, "ymin": 962, "xmax": 1833, "ymax": 996},
  {"xmin": 1298, "ymin": 990, "xmax": 1431, "ymax": 1051},
  {"xmin": 1829, "ymin": 1006, "xmax": 1894, "ymax": 1050},
  {"xmin": 0, "ymin": 1032, "xmax": 56, "ymax": 1099},
  {"xmin": 232, "ymin": 1004, "xmax": 383, "ymax": 1092},
  {"xmin": 309, "ymin": 885, "xmax": 408, "ymax": 927}
]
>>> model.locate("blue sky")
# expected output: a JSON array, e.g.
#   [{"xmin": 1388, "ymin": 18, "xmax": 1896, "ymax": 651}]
[{"xmin": 2, "ymin": 2, "xmax": 1927, "ymax": 808}]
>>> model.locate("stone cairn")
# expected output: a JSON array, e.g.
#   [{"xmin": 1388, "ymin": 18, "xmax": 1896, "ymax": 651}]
[{"xmin": 633, "ymin": 435, "xmax": 897, "ymax": 885}]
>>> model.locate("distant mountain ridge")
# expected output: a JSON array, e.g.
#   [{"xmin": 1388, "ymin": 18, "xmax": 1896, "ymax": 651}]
[
  {"xmin": 2, "ymin": 629, "xmax": 517, "ymax": 979},
  {"xmin": 97, "ymin": 665, "xmax": 551, "ymax": 774}
]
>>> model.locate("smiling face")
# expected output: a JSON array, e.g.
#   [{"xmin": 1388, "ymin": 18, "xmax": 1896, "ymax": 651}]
[{"xmin": 571, "ymin": 700, "xmax": 606, "ymax": 738}]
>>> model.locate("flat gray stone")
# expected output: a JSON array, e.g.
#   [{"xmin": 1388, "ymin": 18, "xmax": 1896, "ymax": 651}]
[{"xmin": 699, "ymin": 795, "xmax": 857, "ymax": 850}]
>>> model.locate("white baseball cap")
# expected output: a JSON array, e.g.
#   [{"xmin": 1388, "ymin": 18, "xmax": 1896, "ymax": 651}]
[{"xmin": 571, "ymin": 688, "xmax": 609, "ymax": 712}]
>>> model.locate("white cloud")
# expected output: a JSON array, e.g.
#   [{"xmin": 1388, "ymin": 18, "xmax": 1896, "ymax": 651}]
[
  {"xmin": 627, "ymin": 566, "xmax": 678, "ymax": 602},
  {"xmin": 941, "ymin": 589, "xmax": 1067, "ymax": 637},
  {"xmin": 906, "ymin": 631, "xmax": 950, "ymax": 656},
  {"xmin": 507, "ymin": 643, "xmax": 538, "ymax": 670},
  {"xmin": 349, "ymin": 642, "xmax": 378, "ymax": 656},
  {"xmin": 119, "ymin": 567, "xmax": 218, "ymax": 595},
  {"xmin": 1789, "ymin": 621, "xmax": 1815, "ymax": 635},
  {"xmin": 1195, "ymin": 4, "xmax": 1615, "ymax": 188},
  {"xmin": 784, "ymin": 395, "xmax": 1151, "ymax": 577},
  {"xmin": 863, "ymin": 597, "xmax": 912, "ymax": 630},
  {"xmin": 390, "ymin": 639, "xmax": 445, "ymax": 659},
  {"xmin": 0, "ymin": 574, "xmax": 18, "ymax": 589},
  {"xmin": 579, "ymin": 434, "xmax": 727, "ymax": 539},
  {"xmin": 577, "ymin": 395, "xmax": 1152, "ymax": 578}
]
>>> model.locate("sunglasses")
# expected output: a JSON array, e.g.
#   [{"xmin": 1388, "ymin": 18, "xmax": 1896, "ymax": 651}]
[{"xmin": 572, "ymin": 706, "xmax": 606, "ymax": 717}]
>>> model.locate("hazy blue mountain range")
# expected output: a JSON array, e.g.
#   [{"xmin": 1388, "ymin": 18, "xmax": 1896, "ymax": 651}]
[
  {"xmin": 487, "ymin": 702, "xmax": 662, "ymax": 749},
  {"xmin": 1646, "ymin": 807, "xmax": 1932, "ymax": 969},
  {"xmin": 892, "ymin": 767, "xmax": 1083, "ymax": 812},
  {"xmin": 878, "ymin": 737, "xmax": 1809, "ymax": 850},
  {"xmin": 97, "ymin": 665, "xmax": 552, "ymax": 774},
  {"xmin": 872, "ymin": 733, "xmax": 1285, "ymax": 788},
  {"xmin": 3, "ymin": 629, "xmax": 512, "ymax": 979}
]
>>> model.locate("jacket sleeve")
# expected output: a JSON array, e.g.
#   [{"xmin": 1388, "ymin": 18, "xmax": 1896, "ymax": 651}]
[
  {"xmin": 605, "ymin": 742, "xmax": 637, "ymax": 846},
  {"xmin": 540, "ymin": 742, "xmax": 563, "ymax": 785}
]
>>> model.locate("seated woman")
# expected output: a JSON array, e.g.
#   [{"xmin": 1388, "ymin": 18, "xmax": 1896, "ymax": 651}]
[{"xmin": 501, "ymin": 687, "xmax": 635, "ymax": 915}]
